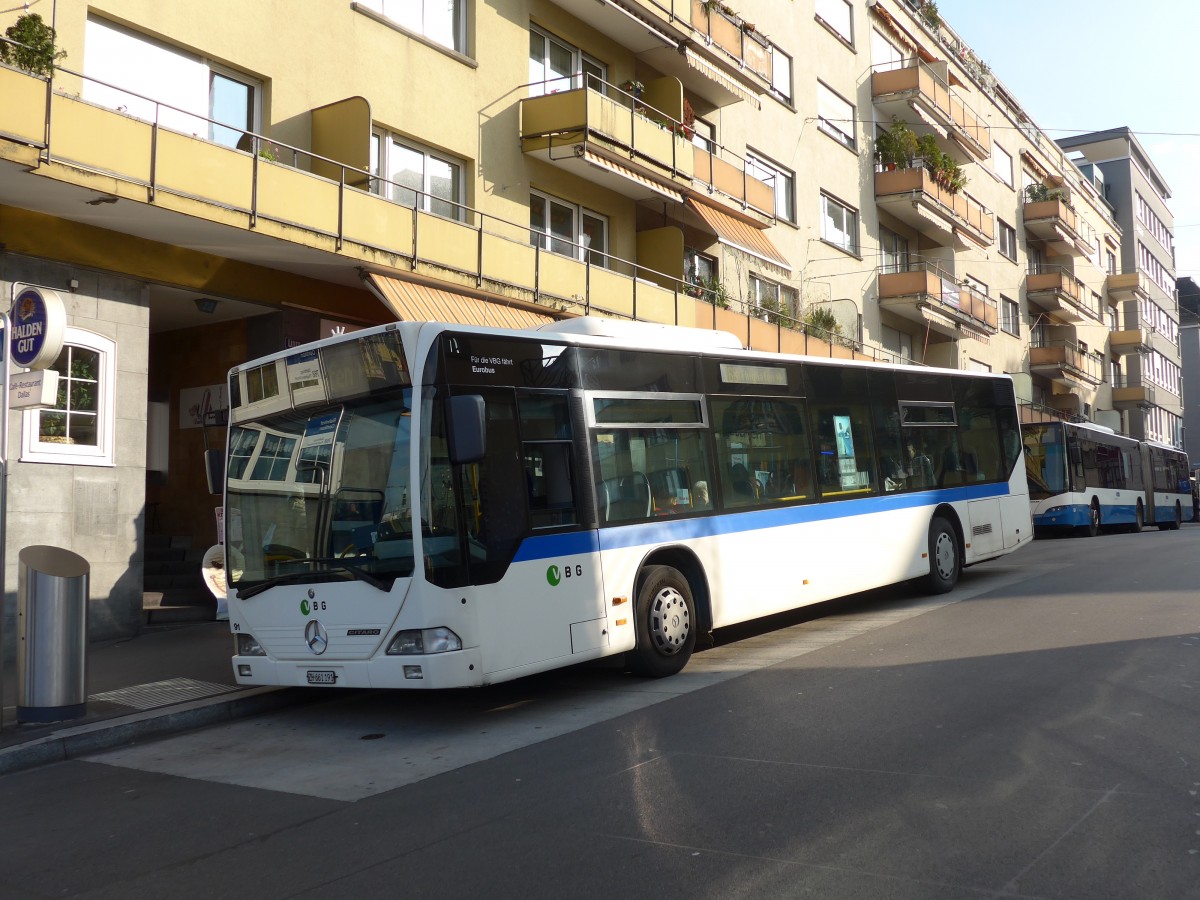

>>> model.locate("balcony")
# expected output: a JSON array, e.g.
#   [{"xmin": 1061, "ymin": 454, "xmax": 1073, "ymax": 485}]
[
  {"xmin": 0, "ymin": 61, "xmax": 855, "ymax": 364},
  {"xmin": 870, "ymin": 60, "xmax": 991, "ymax": 161},
  {"xmin": 877, "ymin": 261, "xmax": 998, "ymax": 338},
  {"xmin": 520, "ymin": 80, "xmax": 774, "ymax": 220},
  {"xmin": 1111, "ymin": 377, "xmax": 1157, "ymax": 411},
  {"xmin": 543, "ymin": 0, "xmax": 770, "ymax": 108},
  {"xmin": 875, "ymin": 167, "xmax": 994, "ymax": 248},
  {"xmin": 1025, "ymin": 268, "xmax": 1100, "ymax": 324},
  {"xmin": 1029, "ymin": 341, "xmax": 1103, "ymax": 390},
  {"xmin": 686, "ymin": 0, "xmax": 773, "ymax": 86},
  {"xmin": 1106, "ymin": 270, "xmax": 1175, "ymax": 311},
  {"xmin": 1108, "ymin": 326, "xmax": 1152, "ymax": 358},
  {"xmin": 1022, "ymin": 197, "xmax": 1090, "ymax": 257}
]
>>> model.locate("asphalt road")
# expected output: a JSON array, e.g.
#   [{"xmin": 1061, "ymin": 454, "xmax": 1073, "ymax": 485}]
[{"xmin": 2, "ymin": 527, "xmax": 1199, "ymax": 899}]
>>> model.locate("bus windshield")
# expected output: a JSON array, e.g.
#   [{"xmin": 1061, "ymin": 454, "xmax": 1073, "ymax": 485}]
[
  {"xmin": 1022, "ymin": 423, "xmax": 1065, "ymax": 500},
  {"xmin": 226, "ymin": 391, "xmax": 414, "ymax": 594}
]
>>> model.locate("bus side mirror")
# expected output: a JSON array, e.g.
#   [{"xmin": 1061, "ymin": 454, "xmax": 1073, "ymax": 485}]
[{"xmin": 447, "ymin": 394, "xmax": 486, "ymax": 465}]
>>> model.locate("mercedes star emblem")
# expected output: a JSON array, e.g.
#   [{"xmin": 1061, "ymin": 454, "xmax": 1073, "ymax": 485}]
[{"xmin": 304, "ymin": 619, "xmax": 329, "ymax": 655}]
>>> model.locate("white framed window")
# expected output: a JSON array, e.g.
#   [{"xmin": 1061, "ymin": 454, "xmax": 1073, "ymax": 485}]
[
  {"xmin": 529, "ymin": 189, "xmax": 609, "ymax": 267},
  {"xmin": 815, "ymin": 0, "xmax": 853, "ymax": 45},
  {"xmin": 992, "ymin": 143, "xmax": 1014, "ymax": 187},
  {"xmin": 747, "ymin": 152, "xmax": 795, "ymax": 223},
  {"xmin": 83, "ymin": 16, "xmax": 262, "ymax": 150},
  {"xmin": 998, "ymin": 220, "xmax": 1017, "ymax": 260},
  {"xmin": 21, "ymin": 329, "xmax": 116, "ymax": 467},
  {"xmin": 821, "ymin": 192, "xmax": 858, "ymax": 255},
  {"xmin": 879, "ymin": 226, "xmax": 909, "ymax": 274},
  {"xmin": 371, "ymin": 132, "xmax": 465, "ymax": 221},
  {"xmin": 817, "ymin": 82, "xmax": 856, "ymax": 149},
  {"xmin": 1001, "ymin": 296, "xmax": 1020, "ymax": 336},
  {"xmin": 749, "ymin": 274, "xmax": 798, "ymax": 322},
  {"xmin": 528, "ymin": 26, "xmax": 605, "ymax": 97},
  {"xmin": 871, "ymin": 28, "xmax": 904, "ymax": 71},
  {"xmin": 356, "ymin": 0, "xmax": 466, "ymax": 54},
  {"xmin": 770, "ymin": 46, "xmax": 793, "ymax": 103}
]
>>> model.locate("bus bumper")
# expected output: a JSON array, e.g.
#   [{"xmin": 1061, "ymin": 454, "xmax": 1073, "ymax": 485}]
[
  {"xmin": 1032, "ymin": 505, "xmax": 1090, "ymax": 528},
  {"xmin": 231, "ymin": 646, "xmax": 485, "ymax": 689}
]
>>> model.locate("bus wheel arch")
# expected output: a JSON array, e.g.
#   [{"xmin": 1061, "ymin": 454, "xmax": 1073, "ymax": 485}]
[
  {"xmin": 1132, "ymin": 499, "xmax": 1143, "ymax": 533},
  {"xmin": 1171, "ymin": 501, "xmax": 1182, "ymax": 530},
  {"xmin": 637, "ymin": 546, "xmax": 713, "ymax": 639}
]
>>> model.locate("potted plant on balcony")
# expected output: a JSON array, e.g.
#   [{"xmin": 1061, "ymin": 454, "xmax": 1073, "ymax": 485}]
[
  {"xmin": 874, "ymin": 118, "xmax": 918, "ymax": 171},
  {"xmin": 1, "ymin": 12, "xmax": 67, "ymax": 77},
  {"xmin": 620, "ymin": 79, "xmax": 644, "ymax": 100}
]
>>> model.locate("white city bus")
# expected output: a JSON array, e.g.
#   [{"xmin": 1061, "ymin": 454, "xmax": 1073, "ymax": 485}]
[
  {"xmin": 223, "ymin": 318, "xmax": 1032, "ymax": 689},
  {"xmin": 1022, "ymin": 420, "xmax": 1190, "ymax": 535}
]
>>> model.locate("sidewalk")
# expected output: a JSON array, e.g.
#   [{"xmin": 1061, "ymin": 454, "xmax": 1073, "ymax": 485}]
[{"xmin": 0, "ymin": 621, "xmax": 307, "ymax": 776}]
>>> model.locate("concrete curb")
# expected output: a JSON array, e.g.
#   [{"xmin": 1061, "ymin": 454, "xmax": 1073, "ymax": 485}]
[{"xmin": 0, "ymin": 686, "xmax": 309, "ymax": 777}]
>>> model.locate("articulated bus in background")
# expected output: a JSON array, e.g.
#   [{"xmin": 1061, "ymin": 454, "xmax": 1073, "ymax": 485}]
[
  {"xmin": 222, "ymin": 318, "xmax": 1033, "ymax": 690},
  {"xmin": 1022, "ymin": 420, "xmax": 1190, "ymax": 536}
]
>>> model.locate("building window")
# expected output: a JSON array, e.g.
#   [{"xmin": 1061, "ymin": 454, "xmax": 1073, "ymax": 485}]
[
  {"xmin": 821, "ymin": 193, "xmax": 858, "ymax": 255},
  {"xmin": 747, "ymin": 152, "xmax": 796, "ymax": 224},
  {"xmin": 815, "ymin": 0, "xmax": 853, "ymax": 45},
  {"xmin": 357, "ymin": 0, "xmax": 466, "ymax": 53},
  {"xmin": 1106, "ymin": 249, "xmax": 1117, "ymax": 275},
  {"xmin": 870, "ymin": 28, "xmax": 904, "ymax": 71},
  {"xmin": 749, "ymin": 274, "xmax": 798, "ymax": 324},
  {"xmin": 770, "ymin": 46, "xmax": 793, "ymax": 103},
  {"xmin": 817, "ymin": 82, "xmax": 856, "ymax": 150},
  {"xmin": 1001, "ymin": 296, "xmax": 1020, "ymax": 336},
  {"xmin": 528, "ymin": 26, "xmax": 605, "ymax": 96},
  {"xmin": 879, "ymin": 226, "xmax": 909, "ymax": 274},
  {"xmin": 21, "ymin": 329, "xmax": 116, "ymax": 466},
  {"xmin": 530, "ymin": 190, "xmax": 608, "ymax": 267},
  {"xmin": 371, "ymin": 132, "xmax": 465, "ymax": 221},
  {"xmin": 83, "ymin": 16, "xmax": 262, "ymax": 150},
  {"xmin": 684, "ymin": 248, "xmax": 717, "ymax": 295},
  {"xmin": 998, "ymin": 220, "xmax": 1017, "ymax": 261},
  {"xmin": 992, "ymin": 143, "xmax": 1014, "ymax": 187}
]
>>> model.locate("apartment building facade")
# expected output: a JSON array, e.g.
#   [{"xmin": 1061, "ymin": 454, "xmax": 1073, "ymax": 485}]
[
  {"xmin": 1057, "ymin": 128, "xmax": 1182, "ymax": 447},
  {"xmin": 0, "ymin": 0, "xmax": 1160, "ymax": 638}
]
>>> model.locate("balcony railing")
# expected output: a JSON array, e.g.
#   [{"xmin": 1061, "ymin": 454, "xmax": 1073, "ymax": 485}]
[
  {"xmin": 874, "ymin": 167, "xmax": 994, "ymax": 247},
  {"xmin": 1025, "ymin": 267, "xmax": 1100, "ymax": 322},
  {"xmin": 869, "ymin": 59, "xmax": 991, "ymax": 159},
  {"xmin": 1110, "ymin": 376, "xmax": 1157, "ymax": 409},
  {"xmin": 519, "ymin": 77, "xmax": 774, "ymax": 217},
  {"xmin": 686, "ymin": 0, "xmax": 773, "ymax": 83},
  {"xmin": 1029, "ymin": 339, "xmax": 1103, "ymax": 385},
  {"xmin": 877, "ymin": 260, "xmax": 998, "ymax": 335},
  {"xmin": 1018, "ymin": 401, "xmax": 1085, "ymax": 426},
  {"xmin": 0, "ymin": 59, "xmax": 908, "ymax": 366}
]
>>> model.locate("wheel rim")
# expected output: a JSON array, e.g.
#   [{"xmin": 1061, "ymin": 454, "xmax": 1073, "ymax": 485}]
[
  {"xmin": 933, "ymin": 531, "xmax": 957, "ymax": 581},
  {"xmin": 649, "ymin": 587, "xmax": 690, "ymax": 655},
  {"xmin": 1091, "ymin": 504, "xmax": 1100, "ymax": 528}
]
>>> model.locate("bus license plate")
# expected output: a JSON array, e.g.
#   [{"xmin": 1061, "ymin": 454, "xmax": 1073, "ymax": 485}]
[{"xmin": 307, "ymin": 670, "xmax": 337, "ymax": 685}]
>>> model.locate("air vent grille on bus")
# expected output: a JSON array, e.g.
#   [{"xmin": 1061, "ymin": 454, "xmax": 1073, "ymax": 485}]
[{"xmin": 972, "ymin": 523, "xmax": 994, "ymax": 536}]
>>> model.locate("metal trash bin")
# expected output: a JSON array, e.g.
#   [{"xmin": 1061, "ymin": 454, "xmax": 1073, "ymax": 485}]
[{"xmin": 17, "ymin": 545, "xmax": 90, "ymax": 723}]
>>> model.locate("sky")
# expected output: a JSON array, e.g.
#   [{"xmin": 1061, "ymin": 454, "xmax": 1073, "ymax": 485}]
[{"xmin": 936, "ymin": 0, "xmax": 1200, "ymax": 286}]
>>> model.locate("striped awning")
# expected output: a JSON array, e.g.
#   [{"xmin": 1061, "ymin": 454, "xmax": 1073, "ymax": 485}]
[
  {"xmin": 685, "ymin": 198, "xmax": 791, "ymax": 273},
  {"xmin": 683, "ymin": 48, "xmax": 761, "ymax": 110},
  {"xmin": 583, "ymin": 150, "xmax": 684, "ymax": 202},
  {"xmin": 366, "ymin": 275, "xmax": 555, "ymax": 329}
]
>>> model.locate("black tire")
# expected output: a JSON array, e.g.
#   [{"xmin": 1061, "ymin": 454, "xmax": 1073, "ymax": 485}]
[
  {"xmin": 627, "ymin": 565, "xmax": 696, "ymax": 678},
  {"xmin": 924, "ymin": 516, "xmax": 960, "ymax": 594},
  {"xmin": 1078, "ymin": 499, "xmax": 1100, "ymax": 537},
  {"xmin": 1130, "ymin": 501, "xmax": 1143, "ymax": 533},
  {"xmin": 1170, "ymin": 502, "xmax": 1182, "ymax": 531}
]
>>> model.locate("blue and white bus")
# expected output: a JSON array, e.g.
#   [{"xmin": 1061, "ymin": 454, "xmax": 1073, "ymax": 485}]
[
  {"xmin": 1022, "ymin": 420, "xmax": 1190, "ymax": 535},
  {"xmin": 222, "ymin": 318, "xmax": 1033, "ymax": 688}
]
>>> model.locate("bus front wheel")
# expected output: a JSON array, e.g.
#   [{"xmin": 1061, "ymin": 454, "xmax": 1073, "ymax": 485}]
[
  {"xmin": 1079, "ymin": 499, "xmax": 1100, "ymax": 537},
  {"xmin": 1171, "ymin": 502, "xmax": 1182, "ymax": 530},
  {"xmin": 628, "ymin": 565, "xmax": 695, "ymax": 678},
  {"xmin": 1131, "ymin": 500, "xmax": 1143, "ymax": 533},
  {"xmin": 924, "ymin": 517, "xmax": 960, "ymax": 595}
]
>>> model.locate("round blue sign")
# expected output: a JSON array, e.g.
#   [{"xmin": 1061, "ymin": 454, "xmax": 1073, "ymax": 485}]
[{"xmin": 10, "ymin": 287, "xmax": 66, "ymax": 370}]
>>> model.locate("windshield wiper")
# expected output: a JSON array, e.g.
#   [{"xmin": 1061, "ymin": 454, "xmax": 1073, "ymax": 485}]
[{"xmin": 235, "ymin": 557, "xmax": 395, "ymax": 600}]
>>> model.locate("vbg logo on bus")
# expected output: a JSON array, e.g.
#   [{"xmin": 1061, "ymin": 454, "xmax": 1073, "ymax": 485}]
[{"xmin": 546, "ymin": 563, "xmax": 583, "ymax": 587}]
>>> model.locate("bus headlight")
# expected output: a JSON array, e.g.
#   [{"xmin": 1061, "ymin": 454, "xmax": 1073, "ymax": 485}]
[
  {"xmin": 386, "ymin": 627, "xmax": 462, "ymax": 655},
  {"xmin": 237, "ymin": 633, "xmax": 266, "ymax": 657}
]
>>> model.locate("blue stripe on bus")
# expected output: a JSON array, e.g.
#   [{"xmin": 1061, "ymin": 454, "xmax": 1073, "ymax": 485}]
[{"xmin": 511, "ymin": 482, "xmax": 1011, "ymax": 562}]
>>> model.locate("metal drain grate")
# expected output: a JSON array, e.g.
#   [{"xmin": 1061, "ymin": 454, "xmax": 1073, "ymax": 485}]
[{"xmin": 89, "ymin": 678, "xmax": 241, "ymax": 710}]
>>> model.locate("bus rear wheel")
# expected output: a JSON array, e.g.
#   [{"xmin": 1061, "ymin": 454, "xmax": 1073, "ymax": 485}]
[
  {"xmin": 924, "ymin": 517, "xmax": 960, "ymax": 595},
  {"xmin": 1171, "ymin": 502, "xmax": 1182, "ymax": 530},
  {"xmin": 628, "ymin": 565, "xmax": 695, "ymax": 678},
  {"xmin": 1130, "ymin": 500, "xmax": 1143, "ymax": 533}
]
